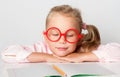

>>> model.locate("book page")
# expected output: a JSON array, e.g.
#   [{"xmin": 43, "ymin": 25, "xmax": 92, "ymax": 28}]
[
  {"xmin": 55, "ymin": 63, "xmax": 115, "ymax": 77},
  {"xmin": 7, "ymin": 63, "xmax": 60, "ymax": 77},
  {"xmin": 7, "ymin": 63, "xmax": 115, "ymax": 77}
]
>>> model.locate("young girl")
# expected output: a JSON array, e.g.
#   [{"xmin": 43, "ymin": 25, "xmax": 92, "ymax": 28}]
[
  {"xmin": 1, "ymin": 5, "xmax": 120, "ymax": 63},
  {"xmin": 60, "ymin": 24, "xmax": 120, "ymax": 63},
  {"xmin": 1, "ymin": 5, "xmax": 88, "ymax": 63}
]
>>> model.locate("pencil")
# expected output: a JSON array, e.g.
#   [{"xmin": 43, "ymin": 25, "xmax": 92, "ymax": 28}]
[{"xmin": 52, "ymin": 64, "xmax": 67, "ymax": 77}]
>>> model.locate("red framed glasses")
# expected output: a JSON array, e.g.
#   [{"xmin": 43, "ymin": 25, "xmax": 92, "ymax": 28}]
[{"xmin": 43, "ymin": 27, "xmax": 82, "ymax": 43}]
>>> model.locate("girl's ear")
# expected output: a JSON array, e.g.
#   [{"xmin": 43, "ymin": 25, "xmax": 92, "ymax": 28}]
[
  {"xmin": 43, "ymin": 33, "xmax": 46, "ymax": 40},
  {"xmin": 43, "ymin": 33, "xmax": 48, "ymax": 43}
]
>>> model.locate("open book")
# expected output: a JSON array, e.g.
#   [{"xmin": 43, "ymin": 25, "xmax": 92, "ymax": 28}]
[{"xmin": 7, "ymin": 63, "xmax": 116, "ymax": 77}]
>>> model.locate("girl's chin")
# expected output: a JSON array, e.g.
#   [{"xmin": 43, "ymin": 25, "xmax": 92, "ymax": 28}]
[{"xmin": 55, "ymin": 53, "xmax": 67, "ymax": 57}]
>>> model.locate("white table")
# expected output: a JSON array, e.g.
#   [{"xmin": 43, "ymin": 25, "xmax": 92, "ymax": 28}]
[{"xmin": 1, "ymin": 56, "xmax": 120, "ymax": 77}]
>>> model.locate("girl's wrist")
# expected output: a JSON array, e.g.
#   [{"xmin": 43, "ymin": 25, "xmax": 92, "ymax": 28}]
[
  {"xmin": 79, "ymin": 53, "xmax": 88, "ymax": 62},
  {"xmin": 44, "ymin": 54, "xmax": 54, "ymax": 62},
  {"xmin": 80, "ymin": 52, "xmax": 99, "ymax": 62}
]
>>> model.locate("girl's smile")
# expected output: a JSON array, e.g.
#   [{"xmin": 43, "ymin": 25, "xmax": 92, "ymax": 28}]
[{"xmin": 55, "ymin": 47, "xmax": 68, "ymax": 51}]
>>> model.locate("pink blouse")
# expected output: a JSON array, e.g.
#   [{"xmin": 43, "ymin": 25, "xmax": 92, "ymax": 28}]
[
  {"xmin": 92, "ymin": 43, "xmax": 120, "ymax": 62},
  {"xmin": 1, "ymin": 41, "xmax": 52, "ymax": 63},
  {"xmin": 1, "ymin": 41, "xmax": 120, "ymax": 63}
]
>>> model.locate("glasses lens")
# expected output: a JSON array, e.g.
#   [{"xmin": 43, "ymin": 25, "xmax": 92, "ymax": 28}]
[
  {"xmin": 47, "ymin": 28, "xmax": 60, "ymax": 42},
  {"xmin": 66, "ymin": 30, "xmax": 79, "ymax": 43}
]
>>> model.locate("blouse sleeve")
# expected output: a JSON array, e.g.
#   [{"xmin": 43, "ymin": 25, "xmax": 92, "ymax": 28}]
[
  {"xmin": 92, "ymin": 43, "xmax": 120, "ymax": 62},
  {"xmin": 1, "ymin": 45, "xmax": 33, "ymax": 63},
  {"xmin": 1, "ymin": 41, "xmax": 51, "ymax": 63}
]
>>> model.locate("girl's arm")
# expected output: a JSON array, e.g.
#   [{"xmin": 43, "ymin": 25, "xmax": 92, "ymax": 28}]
[
  {"xmin": 59, "ymin": 52, "xmax": 99, "ymax": 63},
  {"xmin": 1, "ymin": 45, "xmax": 66, "ymax": 63},
  {"xmin": 27, "ymin": 52, "xmax": 67, "ymax": 63}
]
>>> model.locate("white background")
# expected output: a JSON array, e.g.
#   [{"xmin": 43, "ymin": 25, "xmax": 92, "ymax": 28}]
[{"xmin": 0, "ymin": 0, "xmax": 120, "ymax": 51}]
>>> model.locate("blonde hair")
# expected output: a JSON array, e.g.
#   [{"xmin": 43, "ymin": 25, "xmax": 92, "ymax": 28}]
[
  {"xmin": 78, "ymin": 25, "xmax": 101, "ymax": 52},
  {"xmin": 46, "ymin": 5, "xmax": 83, "ymax": 32},
  {"xmin": 46, "ymin": 5, "xmax": 101, "ymax": 52}
]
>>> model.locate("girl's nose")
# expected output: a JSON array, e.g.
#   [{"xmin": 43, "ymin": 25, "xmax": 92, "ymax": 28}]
[{"xmin": 59, "ymin": 36, "xmax": 66, "ymax": 44}]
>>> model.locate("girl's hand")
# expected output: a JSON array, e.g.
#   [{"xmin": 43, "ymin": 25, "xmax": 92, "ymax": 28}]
[
  {"xmin": 59, "ymin": 53, "xmax": 85, "ymax": 63},
  {"xmin": 59, "ymin": 52, "xmax": 99, "ymax": 63},
  {"xmin": 27, "ymin": 52, "xmax": 68, "ymax": 63},
  {"xmin": 45, "ymin": 54, "xmax": 69, "ymax": 63}
]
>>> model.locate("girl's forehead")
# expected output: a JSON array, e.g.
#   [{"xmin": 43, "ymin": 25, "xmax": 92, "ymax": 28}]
[
  {"xmin": 47, "ymin": 14, "xmax": 80, "ymax": 31},
  {"xmin": 47, "ymin": 25, "xmax": 80, "ymax": 33},
  {"xmin": 47, "ymin": 26, "xmax": 80, "ymax": 33}
]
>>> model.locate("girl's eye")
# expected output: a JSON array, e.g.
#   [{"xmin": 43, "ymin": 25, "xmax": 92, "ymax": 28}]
[
  {"xmin": 67, "ymin": 34, "xmax": 74, "ymax": 37},
  {"xmin": 52, "ymin": 33, "xmax": 59, "ymax": 36}
]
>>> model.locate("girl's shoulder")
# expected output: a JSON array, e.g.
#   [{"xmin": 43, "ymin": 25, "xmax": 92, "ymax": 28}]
[
  {"xmin": 92, "ymin": 42, "xmax": 120, "ymax": 62},
  {"xmin": 99, "ymin": 42, "xmax": 120, "ymax": 49},
  {"xmin": 34, "ymin": 41, "xmax": 52, "ymax": 53}
]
